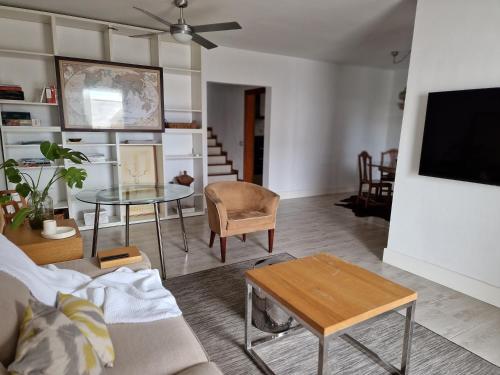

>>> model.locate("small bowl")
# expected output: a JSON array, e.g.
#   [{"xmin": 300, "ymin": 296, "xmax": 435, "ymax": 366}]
[{"xmin": 68, "ymin": 138, "xmax": 82, "ymax": 143}]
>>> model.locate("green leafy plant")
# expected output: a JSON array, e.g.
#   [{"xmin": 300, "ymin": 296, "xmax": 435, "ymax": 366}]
[{"xmin": 0, "ymin": 141, "xmax": 89, "ymax": 228}]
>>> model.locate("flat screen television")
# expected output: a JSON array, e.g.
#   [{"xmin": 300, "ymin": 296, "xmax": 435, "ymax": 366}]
[{"xmin": 419, "ymin": 87, "xmax": 500, "ymax": 186}]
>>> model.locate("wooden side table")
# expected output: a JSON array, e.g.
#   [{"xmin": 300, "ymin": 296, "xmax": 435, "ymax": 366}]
[
  {"xmin": 3, "ymin": 218, "xmax": 83, "ymax": 265},
  {"xmin": 245, "ymin": 253, "xmax": 417, "ymax": 374}
]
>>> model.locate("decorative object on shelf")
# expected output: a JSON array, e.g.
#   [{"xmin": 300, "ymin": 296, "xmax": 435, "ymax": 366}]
[
  {"xmin": 175, "ymin": 170, "xmax": 194, "ymax": 186},
  {"xmin": 131, "ymin": 0, "xmax": 242, "ymax": 50},
  {"xmin": 85, "ymin": 153, "xmax": 106, "ymax": 163},
  {"xmin": 68, "ymin": 138, "xmax": 82, "ymax": 143},
  {"xmin": 39, "ymin": 85, "xmax": 58, "ymax": 104},
  {"xmin": 0, "ymin": 141, "xmax": 89, "ymax": 229},
  {"xmin": 398, "ymin": 87, "xmax": 406, "ymax": 110},
  {"xmin": 166, "ymin": 121, "xmax": 200, "ymax": 129},
  {"xmin": 83, "ymin": 209, "xmax": 110, "ymax": 227},
  {"xmin": 55, "ymin": 56, "xmax": 164, "ymax": 132},
  {"xmin": 0, "ymin": 84, "xmax": 24, "ymax": 100},
  {"xmin": 119, "ymin": 145, "xmax": 158, "ymax": 216}
]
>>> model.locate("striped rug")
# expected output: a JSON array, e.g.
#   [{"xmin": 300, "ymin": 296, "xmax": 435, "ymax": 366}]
[{"xmin": 165, "ymin": 254, "xmax": 500, "ymax": 375}]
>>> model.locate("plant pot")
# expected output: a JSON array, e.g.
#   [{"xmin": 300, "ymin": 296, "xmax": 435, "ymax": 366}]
[{"xmin": 28, "ymin": 192, "xmax": 54, "ymax": 230}]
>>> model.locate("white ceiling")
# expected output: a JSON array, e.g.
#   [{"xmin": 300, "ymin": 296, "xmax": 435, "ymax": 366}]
[{"xmin": 0, "ymin": 0, "xmax": 416, "ymax": 68}]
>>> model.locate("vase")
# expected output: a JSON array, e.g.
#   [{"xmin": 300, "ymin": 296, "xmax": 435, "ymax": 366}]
[
  {"xmin": 175, "ymin": 171, "xmax": 194, "ymax": 186},
  {"xmin": 28, "ymin": 192, "xmax": 54, "ymax": 229}
]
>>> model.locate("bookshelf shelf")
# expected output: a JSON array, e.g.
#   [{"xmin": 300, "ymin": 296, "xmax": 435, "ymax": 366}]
[
  {"xmin": 0, "ymin": 126, "xmax": 60, "ymax": 132},
  {"xmin": 0, "ymin": 99, "xmax": 58, "ymax": 106},
  {"xmin": 0, "ymin": 4, "xmax": 207, "ymax": 230},
  {"xmin": 0, "ymin": 48, "xmax": 54, "ymax": 58}
]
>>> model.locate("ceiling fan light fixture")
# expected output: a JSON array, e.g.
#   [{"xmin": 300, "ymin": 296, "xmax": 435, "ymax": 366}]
[
  {"xmin": 172, "ymin": 31, "xmax": 192, "ymax": 43},
  {"xmin": 171, "ymin": 24, "xmax": 193, "ymax": 44}
]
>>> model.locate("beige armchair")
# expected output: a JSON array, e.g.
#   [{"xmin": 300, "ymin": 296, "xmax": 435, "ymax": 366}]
[{"xmin": 204, "ymin": 181, "xmax": 280, "ymax": 263}]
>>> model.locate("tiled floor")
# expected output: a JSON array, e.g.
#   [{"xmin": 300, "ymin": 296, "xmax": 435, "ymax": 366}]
[{"xmin": 81, "ymin": 193, "xmax": 500, "ymax": 366}]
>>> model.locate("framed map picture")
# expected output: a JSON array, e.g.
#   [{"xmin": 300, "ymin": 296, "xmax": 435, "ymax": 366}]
[{"xmin": 55, "ymin": 56, "xmax": 164, "ymax": 132}]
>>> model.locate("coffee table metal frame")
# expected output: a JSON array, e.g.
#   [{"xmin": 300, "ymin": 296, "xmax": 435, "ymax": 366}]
[{"xmin": 244, "ymin": 279, "xmax": 416, "ymax": 375}]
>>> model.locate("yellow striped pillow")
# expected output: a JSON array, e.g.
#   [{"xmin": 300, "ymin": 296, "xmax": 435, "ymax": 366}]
[{"xmin": 57, "ymin": 293, "xmax": 115, "ymax": 368}]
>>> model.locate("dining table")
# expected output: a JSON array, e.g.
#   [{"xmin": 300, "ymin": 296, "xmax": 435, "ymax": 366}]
[{"xmin": 76, "ymin": 184, "xmax": 193, "ymax": 279}]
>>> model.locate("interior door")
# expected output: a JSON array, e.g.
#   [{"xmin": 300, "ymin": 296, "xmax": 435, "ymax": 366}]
[{"xmin": 243, "ymin": 91, "xmax": 256, "ymax": 182}]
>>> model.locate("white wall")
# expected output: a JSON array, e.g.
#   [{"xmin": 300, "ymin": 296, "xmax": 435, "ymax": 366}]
[
  {"xmin": 202, "ymin": 46, "xmax": 406, "ymax": 197},
  {"xmin": 384, "ymin": 0, "xmax": 500, "ymax": 307}
]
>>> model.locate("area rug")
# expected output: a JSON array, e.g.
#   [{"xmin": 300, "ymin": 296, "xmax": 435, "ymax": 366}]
[
  {"xmin": 335, "ymin": 195, "xmax": 392, "ymax": 221},
  {"xmin": 165, "ymin": 254, "xmax": 500, "ymax": 375}
]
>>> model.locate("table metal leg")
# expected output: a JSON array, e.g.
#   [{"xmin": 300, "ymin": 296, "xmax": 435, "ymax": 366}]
[
  {"xmin": 176, "ymin": 199, "xmax": 189, "ymax": 252},
  {"xmin": 318, "ymin": 336, "xmax": 329, "ymax": 375},
  {"xmin": 401, "ymin": 301, "xmax": 416, "ymax": 374},
  {"xmin": 125, "ymin": 204, "xmax": 130, "ymax": 247},
  {"xmin": 245, "ymin": 282, "xmax": 253, "ymax": 351},
  {"xmin": 91, "ymin": 203, "xmax": 100, "ymax": 257},
  {"xmin": 154, "ymin": 202, "xmax": 167, "ymax": 280}
]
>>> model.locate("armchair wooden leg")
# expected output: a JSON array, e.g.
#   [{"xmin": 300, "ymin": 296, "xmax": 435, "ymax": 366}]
[
  {"xmin": 209, "ymin": 231, "xmax": 215, "ymax": 248},
  {"xmin": 220, "ymin": 237, "xmax": 227, "ymax": 263},
  {"xmin": 268, "ymin": 229, "xmax": 274, "ymax": 253},
  {"xmin": 242, "ymin": 234, "xmax": 246, "ymax": 242}
]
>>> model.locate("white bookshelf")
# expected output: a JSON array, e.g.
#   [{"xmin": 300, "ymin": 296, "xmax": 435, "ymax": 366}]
[{"xmin": 0, "ymin": 5, "xmax": 207, "ymax": 230}]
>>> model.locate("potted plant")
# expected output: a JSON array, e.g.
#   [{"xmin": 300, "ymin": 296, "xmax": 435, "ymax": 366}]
[{"xmin": 0, "ymin": 141, "xmax": 89, "ymax": 229}]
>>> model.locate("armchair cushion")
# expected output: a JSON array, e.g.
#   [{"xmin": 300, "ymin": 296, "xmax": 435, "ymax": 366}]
[{"xmin": 226, "ymin": 210, "xmax": 274, "ymax": 233}]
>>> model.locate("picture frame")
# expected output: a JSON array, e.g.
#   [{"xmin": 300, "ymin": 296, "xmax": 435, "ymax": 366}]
[
  {"xmin": 119, "ymin": 145, "xmax": 159, "ymax": 216},
  {"xmin": 55, "ymin": 56, "xmax": 164, "ymax": 132}
]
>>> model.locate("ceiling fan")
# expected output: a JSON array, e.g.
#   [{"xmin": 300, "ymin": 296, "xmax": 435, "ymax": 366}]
[{"xmin": 131, "ymin": 0, "xmax": 241, "ymax": 49}]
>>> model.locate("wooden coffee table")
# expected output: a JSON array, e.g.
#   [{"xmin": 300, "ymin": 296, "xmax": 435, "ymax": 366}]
[
  {"xmin": 3, "ymin": 218, "xmax": 83, "ymax": 265},
  {"xmin": 244, "ymin": 253, "xmax": 417, "ymax": 374}
]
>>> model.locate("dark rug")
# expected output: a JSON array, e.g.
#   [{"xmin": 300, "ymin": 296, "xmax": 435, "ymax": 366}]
[
  {"xmin": 335, "ymin": 195, "xmax": 392, "ymax": 221},
  {"xmin": 165, "ymin": 254, "xmax": 500, "ymax": 375}
]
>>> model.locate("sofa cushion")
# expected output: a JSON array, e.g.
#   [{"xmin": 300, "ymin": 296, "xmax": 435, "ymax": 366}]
[
  {"xmin": 175, "ymin": 362, "xmax": 223, "ymax": 375},
  {"xmin": 8, "ymin": 299, "xmax": 102, "ymax": 375},
  {"xmin": 105, "ymin": 316, "xmax": 209, "ymax": 375},
  {"xmin": 57, "ymin": 292, "xmax": 115, "ymax": 367},
  {"xmin": 226, "ymin": 209, "xmax": 274, "ymax": 232},
  {"xmin": 0, "ymin": 272, "xmax": 30, "ymax": 367}
]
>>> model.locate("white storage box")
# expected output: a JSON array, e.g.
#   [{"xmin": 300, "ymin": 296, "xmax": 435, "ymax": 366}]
[{"xmin": 83, "ymin": 210, "xmax": 109, "ymax": 226}]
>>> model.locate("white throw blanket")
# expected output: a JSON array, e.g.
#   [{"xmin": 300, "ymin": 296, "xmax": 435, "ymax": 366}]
[{"xmin": 0, "ymin": 234, "xmax": 181, "ymax": 324}]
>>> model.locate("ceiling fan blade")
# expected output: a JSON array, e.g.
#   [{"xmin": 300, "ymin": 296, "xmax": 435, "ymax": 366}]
[
  {"xmin": 191, "ymin": 22, "xmax": 242, "ymax": 33},
  {"xmin": 192, "ymin": 33, "xmax": 218, "ymax": 49},
  {"xmin": 133, "ymin": 6, "xmax": 173, "ymax": 28},
  {"xmin": 130, "ymin": 32, "xmax": 167, "ymax": 38}
]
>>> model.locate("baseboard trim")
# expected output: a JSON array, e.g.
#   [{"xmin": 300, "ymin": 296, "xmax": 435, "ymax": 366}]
[
  {"xmin": 279, "ymin": 186, "xmax": 355, "ymax": 200},
  {"xmin": 383, "ymin": 248, "xmax": 500, "ymax": 308}
]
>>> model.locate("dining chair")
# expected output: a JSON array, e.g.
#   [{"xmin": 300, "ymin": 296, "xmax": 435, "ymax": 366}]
[
  {"xmin": 357, "ymin": 151, "xmax": 392, "ymax": 208},
  {"xmin": 380, "ymin": 148, "xmax": 398, "ymax": 182}
]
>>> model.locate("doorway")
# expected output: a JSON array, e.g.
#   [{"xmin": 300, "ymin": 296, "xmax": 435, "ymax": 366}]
[{"xmin": 244, "ymin": 87, "xmax": 266, "ymax": 185}]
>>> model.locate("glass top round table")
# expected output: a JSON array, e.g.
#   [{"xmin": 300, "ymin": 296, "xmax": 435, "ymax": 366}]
[
  {"xmin": 76, "ymin": 184, "xmax": 194, "ymax": 279},
  {"xmin": 75, "ymin": 184, "xmax": 193, "ymax": 206}
]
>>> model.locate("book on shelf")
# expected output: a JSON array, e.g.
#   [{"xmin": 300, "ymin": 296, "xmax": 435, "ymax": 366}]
[
  {"xmin": 39, "ymin": 85, "xmax": 57, "ymax": 104},
  {"xmin": 19, "ymin": 158, "xmax": 52, "ymax": 167},
  {"xmin": 123, "ymin": 139, "xmax": 157, "ymax": 144},
  {"xmin": 0, "ymin": 84, "xmax": 24, "ymax": 100}
]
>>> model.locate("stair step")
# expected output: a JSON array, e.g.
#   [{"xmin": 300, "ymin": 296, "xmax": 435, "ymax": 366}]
[
  {"xmin": 208, "ymin": 173, "xmax": 238, "ymax": 183},
  {"xmin": 208, "ymin": 164, "xmax": 232, "ymax": 174},
  {"xmin": 208, "ymin": 146, "xmax": 222, "ymax": 156},
  {"xmin": 207, "ymin": 138, "xmax": 217, "ymax": 147},
  {"xmin": 208, "ymin": 155, "xmax": 226, "ymax": 164}
]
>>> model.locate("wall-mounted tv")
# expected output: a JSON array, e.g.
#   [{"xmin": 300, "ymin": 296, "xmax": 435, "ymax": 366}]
[{"xmin": 419, "ymin": 87, "xmax": 500, "ymax": 186}]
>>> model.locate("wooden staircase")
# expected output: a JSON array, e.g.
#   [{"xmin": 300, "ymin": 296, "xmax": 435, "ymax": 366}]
[{"xmin": 207, "ymin": 127, "xmax": 239, "ymax": 183}]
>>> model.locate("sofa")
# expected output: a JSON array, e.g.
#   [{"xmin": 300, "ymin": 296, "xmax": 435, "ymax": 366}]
[{"xmin": 0, "ymin": 252, "xmax": 223, "ymax": 375}]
